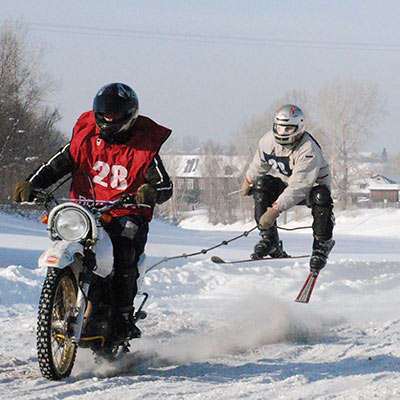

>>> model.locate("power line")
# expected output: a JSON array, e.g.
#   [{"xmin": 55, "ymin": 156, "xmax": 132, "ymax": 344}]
[{"xmin": 16, "ymin": 21, "xmax": 400, "ymax": 52}]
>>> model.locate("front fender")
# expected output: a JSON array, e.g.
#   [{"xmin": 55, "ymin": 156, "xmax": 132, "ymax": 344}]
[{"xmin": 38, "ymin": 240, "xmax": 84, "ymax": 269}]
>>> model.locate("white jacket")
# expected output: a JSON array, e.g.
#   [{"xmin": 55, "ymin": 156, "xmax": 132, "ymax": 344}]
[{"xmin": 245, "ymin": 131, "xmax": 331, "ymax": 211}]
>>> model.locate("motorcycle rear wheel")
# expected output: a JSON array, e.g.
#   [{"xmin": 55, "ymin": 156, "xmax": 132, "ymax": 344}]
[{"xmin": 37, "ymin": 268, "xmax": 78, "ymax": 380}]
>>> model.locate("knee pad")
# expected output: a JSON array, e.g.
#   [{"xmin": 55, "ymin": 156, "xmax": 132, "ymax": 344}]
[
  {"xmin": 308, "ymin": 185, "xmax": 333, "ymax": 207},
  {"xmin": 253, "ymin": 175, "xmax": 286, "ymax": 205},
  {"xmin": 253, "ymin": 175, "xmax": 286, "ymax": 195},
  {"xmin": 309, "ymin": 186, "xmax": 334, "ymax": 240}
]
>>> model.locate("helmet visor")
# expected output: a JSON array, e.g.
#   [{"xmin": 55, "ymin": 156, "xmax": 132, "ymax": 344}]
[
  {"xmin": 274, "ymin": 124, "xmax": 297, "ymax": 136},
  {"xmin": 100, "ymin": 111, "xmax": 128, "ymax": 123}
]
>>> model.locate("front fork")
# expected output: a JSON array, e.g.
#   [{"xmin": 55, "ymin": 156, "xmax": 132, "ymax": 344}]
[{"xmin": 72, "ymin": 265, "xmax": 93, "ymax": 343}]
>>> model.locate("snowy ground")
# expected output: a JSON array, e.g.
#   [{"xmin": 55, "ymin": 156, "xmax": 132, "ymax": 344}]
[{"xmin": 1, "ymin": 207, "xmax": 400, "ymax": 399}]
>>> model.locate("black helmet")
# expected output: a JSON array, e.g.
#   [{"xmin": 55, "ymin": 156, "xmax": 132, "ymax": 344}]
[{"xmin": 93, "ymin": 83, "xmax": 139, "ymax": 143}]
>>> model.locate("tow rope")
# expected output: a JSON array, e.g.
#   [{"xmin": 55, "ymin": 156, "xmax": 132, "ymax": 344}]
[
  {"xmin": 145, "ymin": 223, "xmax": 312, "ymax": 273},
  {"xmin": 145, "ymin": 225, "xmax": 258, "ymax": 272}
]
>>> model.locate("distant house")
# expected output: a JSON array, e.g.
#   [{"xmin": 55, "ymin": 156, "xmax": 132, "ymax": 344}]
[
  {"xmin": 349, "ymin": 174, "xmax": 399, "ymax": 204},
  {"xmin": 369, "ymin": 183, "xmax": 400, "ymax": 203},
  {"xmin": 161, "ymin": 154, "xmax": 248, "ymax": 205}
]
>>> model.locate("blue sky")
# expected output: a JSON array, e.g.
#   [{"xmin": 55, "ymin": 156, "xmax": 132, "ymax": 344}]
[{"xmin": 2, "ymin": 0, "xmax": 400, "ymax": 153}]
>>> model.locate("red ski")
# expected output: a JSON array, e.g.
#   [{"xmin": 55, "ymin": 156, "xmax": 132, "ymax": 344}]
[
  {"xmin": 295, "ymin": 272, "xmax": 319, "ymax": 303},
  {"xmin": 211, "ymin": 254, "xmax": 309, "ymax": 264}
]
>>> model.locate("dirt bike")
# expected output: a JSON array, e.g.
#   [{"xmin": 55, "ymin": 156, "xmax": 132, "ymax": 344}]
[{"xmin": 32, "ymin": 190, "xmax": 149, "ymax": 380}]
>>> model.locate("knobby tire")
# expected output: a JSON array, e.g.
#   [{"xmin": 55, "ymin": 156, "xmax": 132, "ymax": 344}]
[{"xmin": 37, "ymin": 268, "xmax": 78, "ymax": 380}]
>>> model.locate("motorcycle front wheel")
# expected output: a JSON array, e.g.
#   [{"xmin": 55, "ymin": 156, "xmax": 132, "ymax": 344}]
[{"xmin": 37, "ymin": 267, "xmax": 78, "ymax": 380}]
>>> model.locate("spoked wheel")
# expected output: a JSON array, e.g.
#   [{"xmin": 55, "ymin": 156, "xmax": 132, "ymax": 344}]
[{"xmin": 37, "ymin": 268, "xmax": 78, "ymax": 380}]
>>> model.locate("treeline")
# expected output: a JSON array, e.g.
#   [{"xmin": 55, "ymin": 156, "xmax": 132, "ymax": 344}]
[
  {"xmin": 1, "ymin": 20, "xmax": 397, "ymax": 224},
  {"xmin": 0, "ymin": 21, "xmax": 64, "ymax": 203}
]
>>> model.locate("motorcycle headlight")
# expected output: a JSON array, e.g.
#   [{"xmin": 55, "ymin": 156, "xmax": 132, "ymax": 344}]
[{"xmin": 53, "ymin": 208, "xmax": 90, "ymax": 241}]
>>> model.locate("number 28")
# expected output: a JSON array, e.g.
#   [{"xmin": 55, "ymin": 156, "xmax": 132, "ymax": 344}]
[{"xmin": 92, "ymin": 161, "xmax": 128, "ymax": 190}]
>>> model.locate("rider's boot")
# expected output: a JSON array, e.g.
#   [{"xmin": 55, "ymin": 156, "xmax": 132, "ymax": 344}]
[
  {"xmin": 113, "ymin": 306, "xmax": 141, "ymax": 341},
  {"xmin": 251, "ymin": 226, "xmax": 287, "ymax": 259},
  {"xmin": 309, "ymin": 238, "xmax": 335, "ymax": 275}
]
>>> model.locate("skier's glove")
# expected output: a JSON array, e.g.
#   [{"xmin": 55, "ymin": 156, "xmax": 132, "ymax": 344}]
[
  {"xmin": 135, "ymin": 184, "xmax": 157, "ymax": 207},
  {"xmin": 13, "ymin": 181, "xmax": 33, "ymax": 202},
  {"xmin": 259, "ymin": 207, "xmax": 280, "ymax": 229},
  {"xmin": 242, "ymin": 178, "xmax": 253, "ymax": 196}
]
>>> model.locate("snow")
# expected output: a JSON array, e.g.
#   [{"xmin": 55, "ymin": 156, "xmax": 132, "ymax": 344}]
[{"xmin": 1, "ymin": 207, "xmax": 400, "ymax": 399}]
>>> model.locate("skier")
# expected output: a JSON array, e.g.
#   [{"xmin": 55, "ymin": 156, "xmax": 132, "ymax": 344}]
[
  {"xmin": 242, "ymin": 104, "xmax": 335, "ymax": 275},
  {"xmin": 13, "ymin": 82, "xmax": 173, "ymax": 340}
]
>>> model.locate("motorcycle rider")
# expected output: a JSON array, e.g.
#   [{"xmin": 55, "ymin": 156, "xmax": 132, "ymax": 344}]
[
  {"xmin": 13, "ymin": 82, "xmax": 173, "ymax": 340},
  {"xmin": 242, "ymin": 104, "xmax": 335, "ymax": 276}
]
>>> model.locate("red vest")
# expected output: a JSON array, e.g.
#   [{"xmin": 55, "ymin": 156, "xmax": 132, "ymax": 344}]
[{"xmin": 69, "ymin": 111, "xmax": 171, "ymax": 220}]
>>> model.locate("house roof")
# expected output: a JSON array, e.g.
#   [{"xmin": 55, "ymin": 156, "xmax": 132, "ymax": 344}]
[
  {"xmin": 349, "ymin": 174, "xmax": 398, "ymax": 194},
  {"xmin": 369, "ymin": 183, "xmax": 400, "ymax": 191}
]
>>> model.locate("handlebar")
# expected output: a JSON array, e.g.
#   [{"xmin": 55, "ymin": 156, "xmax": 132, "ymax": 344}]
[
  {"xmin": 20, "ymin": 188, "xmax": 58, "ymax": 210},
  {"xmin": 26, "ymin": 190, "xmax": 151, "ymax": 213}
]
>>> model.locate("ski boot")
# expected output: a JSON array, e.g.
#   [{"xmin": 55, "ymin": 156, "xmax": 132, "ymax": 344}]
[
  {"xmin": 310, "ymin": 239, "xmax": 335, "ymax": 275},
  {"xmin": 113, "ymin": 306, "xmax": 141, "ymax": 342},
  {"xmin": 251, "ymin": 227, "xmax": 287, "ymax": 259}
]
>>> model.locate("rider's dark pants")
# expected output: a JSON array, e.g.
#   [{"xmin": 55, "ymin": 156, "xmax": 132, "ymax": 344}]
[
  {"xmin": 252, "ymin": 175, "xmax": 334, "ymax": 241},
  {"xmin": 104, "ymin": 214, "xmax": 149, "ymax": 311}
]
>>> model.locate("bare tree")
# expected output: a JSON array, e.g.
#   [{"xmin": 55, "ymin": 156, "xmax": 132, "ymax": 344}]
[
  {"xmin": 197, "ymin": 140, "xmax": 246, "ymax": 224},
  {"xmin": 385, "ymin": 152, "xmax": 400, "ymax": 182},
  {"xmin": 0, "ymin": 20, "xmax": 64, "ymax": 202},
  {"xmin": 154, "ymin": 153, "xmax": 182, "ymax": 221},
  {"xmin": 312, "ymin": 77, "xmax": 384, "ymax": 206}
]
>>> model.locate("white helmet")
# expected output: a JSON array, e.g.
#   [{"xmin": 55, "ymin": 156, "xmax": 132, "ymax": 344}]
[{"xmin": 273, "ymin": 104, "xmax": 305, "ymax": 145}]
